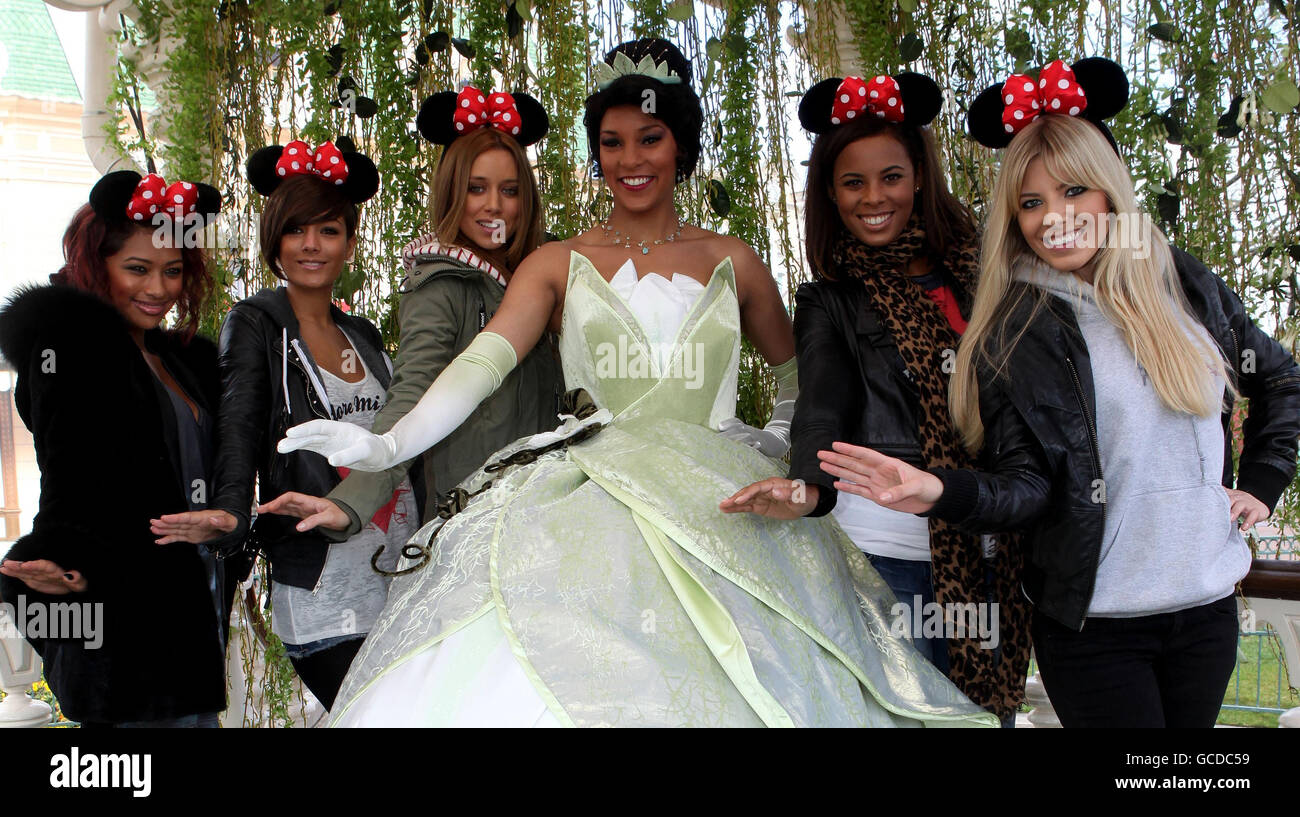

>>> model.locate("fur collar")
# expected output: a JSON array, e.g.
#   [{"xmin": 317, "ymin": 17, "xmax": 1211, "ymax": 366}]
[{"xmin": 0, "ymin": 283, "xmax": 215, "ymax": 371}]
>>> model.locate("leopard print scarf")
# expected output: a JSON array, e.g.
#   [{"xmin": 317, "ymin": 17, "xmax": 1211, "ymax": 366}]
[{"xmin": 832, "ymin": 220, "xmax": 1030, "ymax": 720}]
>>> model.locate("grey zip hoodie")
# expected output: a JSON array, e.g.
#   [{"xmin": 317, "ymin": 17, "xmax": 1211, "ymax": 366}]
[{"xmin": 1014, "ymin": 259, "xmax": 1249, "ymax": 617}]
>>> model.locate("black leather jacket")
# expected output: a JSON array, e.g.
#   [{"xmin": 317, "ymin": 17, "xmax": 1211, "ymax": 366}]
[
  {"xmin": 787, "ymin": 262, "xmax": 971, "ymax": 516},
  {"xmin": 929, "ymin": 248, "xmax": 1300, "ymax": 630},
  {"xmin": 209, "ymin": 287, "xmax": 421, "ymax": 589}
]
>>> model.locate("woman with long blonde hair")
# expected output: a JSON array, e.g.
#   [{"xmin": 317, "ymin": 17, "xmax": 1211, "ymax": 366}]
[{"xmin": 820, "ymin": 59, "xmax": 1300, "ymax": 727}]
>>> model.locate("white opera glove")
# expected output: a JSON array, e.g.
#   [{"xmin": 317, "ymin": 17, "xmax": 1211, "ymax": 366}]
[
  {"xmin": 278, "ymin": 421, "xmax": 399, "ymax": 470},
  {"xmin": 717, "ymin": 356, "xmax": 798, "ymax": 458},
  {"xmin": 278, "ymin": 331, "xmax": 517, "ymax": 471}
]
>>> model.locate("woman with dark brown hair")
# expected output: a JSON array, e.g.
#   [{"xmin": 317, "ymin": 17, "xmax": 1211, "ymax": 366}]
[
  {"xmin": 0, "ymin": 171, "xmax": 228, "ymax": 726},
  {"xmin": 149, "ymin": 142, "xmax": 416, "ymax": 711},
  {"xmin": 255, "ymin": 91, "xmax": 562, "ymax": 546},
  {"xmin": 722, "ymin": 73, "xmax": 1031, "ymax": 725}
]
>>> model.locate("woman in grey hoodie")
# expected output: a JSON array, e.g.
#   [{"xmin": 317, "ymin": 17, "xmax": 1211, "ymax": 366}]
[{"xmin": 818, "ymin": 65, "xmax": 1300, "ymax": 727}]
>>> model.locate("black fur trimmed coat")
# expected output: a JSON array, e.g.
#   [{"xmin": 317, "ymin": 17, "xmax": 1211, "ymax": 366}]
[{"xmin": 0, "ymin": 283, "xmax": 227, "ymax": 723}]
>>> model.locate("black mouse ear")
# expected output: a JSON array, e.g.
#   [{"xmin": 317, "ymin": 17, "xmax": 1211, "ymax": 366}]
[
  {"xmin": 246, "ymin": 145, "xmax": 286, "ymax": 196},
  {"xmin": 1071, "ymin": 57, "xmax": 1129, "ymax": 122},
  {"xmin": 194, "ymin": 183, "xmax": 223, "ymax": 217},
  {"xmin": 896, "ymin": 73, "xmax": 942, "ymax": 127},
  {"xmin": 417, "ymin": 91, "xmax": 460, "ymax": 145},
  {"xmin": 88, "ymin": 170, "xmax": 143, "ymax": 221},
  {"xmin": 510, "ymin": 92, "xmax": 550, "ymax": 147},
  {"xmin": 967, "ymin": 82, "xmax": 1014, "ymax": 149},
  {"xmin": 338, "ymin": 151, "xmax": 380, "ymax": 203},
  {"xmin": 798, "ymin": 78, "xmax": 843, "ymax": 134}
]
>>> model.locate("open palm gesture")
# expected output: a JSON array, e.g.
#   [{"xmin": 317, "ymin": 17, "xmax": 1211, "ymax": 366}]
[{"xmin": 817, "ymin": 441, "xmax": 944, "ymax": 515}]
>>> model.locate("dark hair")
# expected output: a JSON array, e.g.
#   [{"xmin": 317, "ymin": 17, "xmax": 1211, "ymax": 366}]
[
  {"xmin": 804, "ymin": 117, "xmax": 975, "ymax": 279},
  {"xmin": 259, "ymin": 174, "xmax": 359, "ymax": 278},
  {"xmin": 583, "ymin": 38, "xmax": 703, "ymax": 181},
  {"xmin": 52, "ymin": 203, "xmax": 212, "ymax": 340}
]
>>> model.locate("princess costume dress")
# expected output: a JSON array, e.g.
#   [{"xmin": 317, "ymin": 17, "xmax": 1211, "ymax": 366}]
[{"xmin": 330, "ymin": 252, "xmax": 997, "ymax": 727}]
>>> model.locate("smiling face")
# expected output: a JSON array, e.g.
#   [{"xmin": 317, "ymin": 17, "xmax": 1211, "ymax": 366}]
[
  {"xmin": 598, "ymin": 105, "xmax": 679, "ymax": 210},
  {"xmin": 830, "ymin": 133, "xmax": 917, "ymax": 247},
  {"xmin": 456, "ymin": 148, "xmax": 521, "ymax": 252},
  {"xmin": 104, "ymin": 227, "xmax": 184, "ymax": 335},
  {"xmin": 1016, "ymin": 156, "xmax": 1111, "ymax": 281},
  {"xmin": 276, "ymin": 216, "xmax": 355, "ymax": 290}
]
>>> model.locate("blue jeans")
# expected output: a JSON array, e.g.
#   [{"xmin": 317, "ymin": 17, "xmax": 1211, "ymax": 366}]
[
  {"xmin": 84, "ymin": 712, "xmax": 220, "ymax": 728},
  {"xmin": 866, "ymin": 553, "xmax": 950, "ymax": 677}
]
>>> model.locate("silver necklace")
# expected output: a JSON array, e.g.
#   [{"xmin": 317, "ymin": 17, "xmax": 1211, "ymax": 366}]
[{"xmin": 602, "ymin": 218, "xmax": 683, "ymax": 255}]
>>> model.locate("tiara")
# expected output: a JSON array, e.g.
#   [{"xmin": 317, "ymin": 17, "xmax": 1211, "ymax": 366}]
[{"xmin": 594, "ymin": 51, "xmax": 683, "ymax": 90}]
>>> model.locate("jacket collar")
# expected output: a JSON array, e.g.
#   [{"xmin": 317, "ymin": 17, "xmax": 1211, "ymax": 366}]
[{"xmin": 243, "ymin": 287, "xmax": 393, "ymax": 409}]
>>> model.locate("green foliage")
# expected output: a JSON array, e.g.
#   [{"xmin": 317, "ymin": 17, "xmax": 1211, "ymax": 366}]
[{"xmin": 103, "ymin": 0, "xmax": 1299, "ymax": 516}]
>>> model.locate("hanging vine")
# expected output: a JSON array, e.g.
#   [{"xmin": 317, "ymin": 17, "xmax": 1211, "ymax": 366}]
[{"xmin": 84, "ymin": 0, "xmax": 1298, "ymax": 723}]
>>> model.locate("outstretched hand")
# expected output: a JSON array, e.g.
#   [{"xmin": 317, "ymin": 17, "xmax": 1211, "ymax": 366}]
[
  {"xmin": 151, "ymin": 509, "xmax": 238, "ymax": 545},
  {"xmin": 257, "ymin": 492, "xmax": 351, "ymax": 533},
  {"xmin": 817, "ymin": 441, "xmax": 943, "ymax": 515},
  {"xmin": 0, "ymin": 559, "xmax": 87, "ymax": 594},
  {"xmin": 720, "ymin": 478, "xmax": 818, "ymax": 519},
  {"xmin": 278, "ymin": 420, "xmax": 397, "ymax": 471}
]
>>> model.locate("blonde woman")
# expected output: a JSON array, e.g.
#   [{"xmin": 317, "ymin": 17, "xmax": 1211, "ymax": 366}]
[
  {"xmin": 260, "ymin": 94, "xmax": 563, "ymax": 541},
  {"xmin": 820, "ymin": 60, "xmax": 1300, "ymax": 728}
]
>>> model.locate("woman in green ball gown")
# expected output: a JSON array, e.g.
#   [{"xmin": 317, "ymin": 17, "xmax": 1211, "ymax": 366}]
[{"xmin": 277, "ymin": 38, "xmax": 997, "ymax": 728}]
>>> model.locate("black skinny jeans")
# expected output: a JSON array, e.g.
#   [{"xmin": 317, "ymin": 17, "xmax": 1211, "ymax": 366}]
[
  {"xmin": 289, "ymin": 637, "xmax": 365, "ymax": 712},
  {"xmin": 1032, "ymin": 593, "xmax": 1239, "ymax": 728}
]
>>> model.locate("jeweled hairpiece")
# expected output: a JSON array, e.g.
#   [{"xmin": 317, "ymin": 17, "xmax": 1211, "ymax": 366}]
[{"xmin": 594, "ymin": 51, "xmax": 682, "ymax": 90}]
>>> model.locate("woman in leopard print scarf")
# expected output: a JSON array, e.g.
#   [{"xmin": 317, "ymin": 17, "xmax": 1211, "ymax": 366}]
[{"xmin": 723, "ymin": 73, "xmax": 1030, "ymax": 723}]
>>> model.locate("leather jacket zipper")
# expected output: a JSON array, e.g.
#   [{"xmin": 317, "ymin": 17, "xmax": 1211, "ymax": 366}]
[
  {"xmin": 1065, "ymin": 356, "xmax": 1103, "ymax": 484},
  {"xmin": 1229, "ymin": 327, "xmax": 1240, "ymax": 389},
  {"xmin": 285, "ymin": 346, "xmax": 331, "ymax": 420},
  {"xmin": 1065, "ymin": 355, "xmax": 1104, "ymax": 631}
]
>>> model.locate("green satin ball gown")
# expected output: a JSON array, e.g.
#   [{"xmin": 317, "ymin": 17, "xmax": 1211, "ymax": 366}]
[{"xmin": 330, "ymin": 251, "xmax": 998, "ymax": 727}]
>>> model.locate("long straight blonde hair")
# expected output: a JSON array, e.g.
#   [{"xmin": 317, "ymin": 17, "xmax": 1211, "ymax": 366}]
[{"xmin": 951, "ymin": 114, "xmax": 1230, "ymax": 451}]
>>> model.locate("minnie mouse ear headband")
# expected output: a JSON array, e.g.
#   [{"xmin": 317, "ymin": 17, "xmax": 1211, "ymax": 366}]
[
  {"xmin": 245, "ymin": 140, "xmax": 380, "ymax": 203},
  {"xmin": 89, "ymin": 171, "xmax": 222, "ymax": 225},
  {"xmin": 967, "ymin": 57, "xmax": 1128, "ymax": 152},
  {"xmin": 417, "ymin": 86, "xmax": 549, "ymax": 147},
  {"xmin": 798, "ymin": 73, "xmax": 943, "ymax": 134}
]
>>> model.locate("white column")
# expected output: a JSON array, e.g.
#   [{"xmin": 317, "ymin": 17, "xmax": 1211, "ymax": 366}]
[
  {"xmin": 0, "ymin": 605, "xmax": 52, "ymax": 728},
  {"xmin": 1024, "ymin": 668, "xmax": 1061, "ymax": 728}
]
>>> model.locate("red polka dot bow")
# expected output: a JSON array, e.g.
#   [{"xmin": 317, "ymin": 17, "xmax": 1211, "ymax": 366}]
[
  {"xmin": 125, "ymin": 173, "xmax": 201, "ymax": 222},
  {"xmin": 274, "ymin": 140, "xmax": 350, "ymax": 185},
  {"xmin": 1000, "ymin": 60, "xmax": 1088, "ymax": 136},
  {"xmin": 830, "ymin": 75, "xmax": 905, "ymax": 125},
  {"xmin": 452, "ymin": 86, "xmax": 524, "ymax": 137}
]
